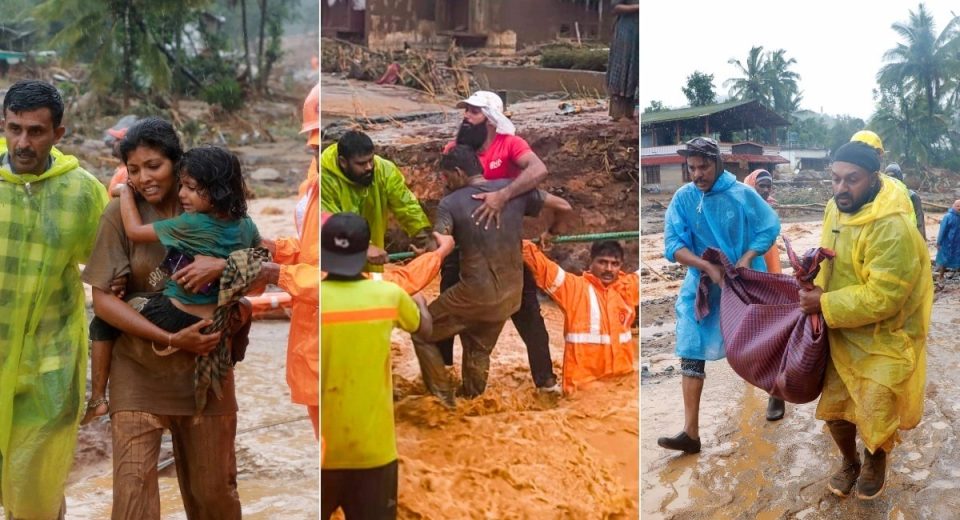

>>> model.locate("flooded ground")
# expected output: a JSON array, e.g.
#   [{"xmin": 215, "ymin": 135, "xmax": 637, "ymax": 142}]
[
  {"xmin": 0, "ymin": 198, "xmax": 320, "ymax": 519},
  {"xmin": 389, "ymin": 278, "xmax": 639, "ymax": 518},
  {"xmin": 640, "ymin": 213, "xmax": 960, "ymax": 519},
  {"xmin": 314, "ymin": 74, "xmax": 641, "ymax": 517}
]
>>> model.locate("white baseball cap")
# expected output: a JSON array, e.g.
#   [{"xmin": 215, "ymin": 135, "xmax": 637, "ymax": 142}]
[{"xmin": 456, "ymin": 91, "xmax": 504, "ymax": 113}]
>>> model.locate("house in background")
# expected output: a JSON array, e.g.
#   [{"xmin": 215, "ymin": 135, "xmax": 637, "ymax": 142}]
[
  {"xmin": 321, "ymin": 0, "xmax": 613, "ymax": 53},
  {"xmin": 640, "ymin": 99, "xmax": 791, "ymax": 191}
]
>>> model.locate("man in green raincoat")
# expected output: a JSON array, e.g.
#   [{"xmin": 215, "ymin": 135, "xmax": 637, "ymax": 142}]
[
  {"xmin": 320, "ymin": 130, "xmax": 433, "ymax": 272},
  {"xmin": 799, "ymin": 141, "xmax": 932, "ymax": 501},
  {"xmin": 0, "ymin": 80, "xmax": 109, "ymax": 519}
]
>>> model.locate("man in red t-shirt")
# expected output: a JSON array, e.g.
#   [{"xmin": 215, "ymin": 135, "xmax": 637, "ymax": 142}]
[{"xmin": 438, "ymin": 91, "xmax": 560, "ymax": 393}]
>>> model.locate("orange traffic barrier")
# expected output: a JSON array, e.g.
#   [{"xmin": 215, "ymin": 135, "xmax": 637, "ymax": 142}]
[{"xmin": 248, "ymin": 291, "xmax": 292, "ymax": 320}]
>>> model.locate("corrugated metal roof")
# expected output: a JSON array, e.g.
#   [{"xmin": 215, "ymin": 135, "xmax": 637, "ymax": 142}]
[
  {"xmin": 641, "ymin": 99, "xmax": 758, "ymax": 124},
  {"xmin": 641, "ymin": 99, "xmax": 790, "ymax": 130},
  {"xmin": 640, "ymin": 153, "xmax": 788, "ymax": 166}
]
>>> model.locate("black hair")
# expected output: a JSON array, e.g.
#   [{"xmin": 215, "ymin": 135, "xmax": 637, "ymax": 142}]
[
  {"xmin": 178, "ymin": 146, "xmax": 248, "ymax": 220},
  {"xmin": 590, "ymin": 241, "xmax": 624, "ymax": 261},
  {"xmin": 337, "ymin": 130, "xmax": 374, "ymax": 161},
  {"xmin": 119, "ymin": 117, "xmax": 184, "ymax": 165},
  {"xmin": 681, "ymin": 152, "xmax": 724, "ymax": 181},
  {"xmin": 439, "ymin": 144, "xmax": 483, "ymax": 177},
  {"xmin": 3, "ymin": 80, "xmax": 65, "ymax": 127}
]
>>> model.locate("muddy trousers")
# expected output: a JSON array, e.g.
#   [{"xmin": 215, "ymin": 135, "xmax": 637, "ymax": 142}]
[
  {"xmin": 321, "ymin": 460, "xmax": 398, "ymax": 519},
  {"xmin": 437, "ymin": 252, "xmax": 556, "ymax": 387},
  {"xmin": 413, "ymin": 297, "xmax": 507, "ymax": 399},
  {"xmin": 110, "ymin": 411, "xmax": 241, "ymax": 520}
]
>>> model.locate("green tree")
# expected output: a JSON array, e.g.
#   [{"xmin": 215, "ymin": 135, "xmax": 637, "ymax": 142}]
[
  {"xmin": 792, "ymin": 114, "xmax": 830, "ymax": 149},
  {"xmin": 764, "ymin": 49, "xmax": 803, "ymax": 117},
  {"xmin": 725, "ymin": 46, "xmax": 769, "ymax": 105},
  {"xmin": 827, "ymin": 115, "xmax": 867, "ymax": 154},
  {"xmin": 34, "ymin": 0, "xmax": 212, "ymax": 106},
  {"xmin": 877, "ymin": 3, "xmax": 960, "ymax": 117},
  {"xmin": 644, "ymin": 100, "xmax": 667, "ymax": 113},
  {"xmin": 681, "ymin": 71, "xmax": 717, "ymax": 106}
]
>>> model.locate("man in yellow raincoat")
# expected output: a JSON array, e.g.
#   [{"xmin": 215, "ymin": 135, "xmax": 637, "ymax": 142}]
[
  {"xmin": 799, "ymin": 140, "xmax": 932, "ymax": 501},
  {"xmin": 0, "ymin": 80, "xmax": 108, "ymax": 518},
  {"xmin": 320, "ymin": 130, "xmax": 433, "ymax": 272}
]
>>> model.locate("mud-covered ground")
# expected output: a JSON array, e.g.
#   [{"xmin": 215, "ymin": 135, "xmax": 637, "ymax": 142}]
[
  {"xmin": 640, "ymin": 213, "xmax": 960, "ymax": 519},
  {"xmin": 320, "ymin": 74, "xmax": 641, "ymax": 517},
  {"xmin": 391, "ymin": 278, "xmax": 639, "ymax": 518}
]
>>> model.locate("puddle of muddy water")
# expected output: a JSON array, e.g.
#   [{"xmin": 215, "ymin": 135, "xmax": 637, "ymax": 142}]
[
  {"xmin": 51, "ymin": 321, "xmax": 318, "ymax": 520},
  {"xmin": 389, "ymin": 283, "xmax": 639, "ymax": 518}
]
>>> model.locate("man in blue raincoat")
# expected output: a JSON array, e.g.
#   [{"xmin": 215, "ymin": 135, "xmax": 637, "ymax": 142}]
[{"xmin": 658, "ymin": 137, "xmax": 780, "ymax": 454}]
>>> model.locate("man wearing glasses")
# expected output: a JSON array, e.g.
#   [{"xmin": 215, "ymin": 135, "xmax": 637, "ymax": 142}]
[{"xmin": 658, "ymin": 136, "xmax": 781, "ymax": 454}]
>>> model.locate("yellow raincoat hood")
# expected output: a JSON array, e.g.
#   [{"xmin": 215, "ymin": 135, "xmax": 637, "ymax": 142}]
[
  {"xmin": 814, "ymin": 175, "xmax": 932, "ymax": 452},
  {"xmin": 0, "ymin": 140, "xmax": 108, "ymax": 518}
]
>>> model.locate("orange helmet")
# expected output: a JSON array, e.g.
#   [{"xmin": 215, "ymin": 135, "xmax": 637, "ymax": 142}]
[{"xmin": 301, "ymin": 84, "xmax": 320, "ymax": 135}]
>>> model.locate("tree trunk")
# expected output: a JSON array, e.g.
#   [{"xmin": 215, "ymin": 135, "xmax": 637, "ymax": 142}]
[
  {"xmin": 241, "ymin": 0, "xmax": 252, "ymax": 77},
  {"xmin": 257, "ymin": 0, "xmax": 268, "ymax": 92},
  {"xmin": 122, "ymin": 0, "xmax": 132, "ymax": 108}
]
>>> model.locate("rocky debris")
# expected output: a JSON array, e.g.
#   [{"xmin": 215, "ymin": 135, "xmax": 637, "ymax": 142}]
[{"xmin": 250, "ymin": 167, "xmax": 283, "ymax": 182}]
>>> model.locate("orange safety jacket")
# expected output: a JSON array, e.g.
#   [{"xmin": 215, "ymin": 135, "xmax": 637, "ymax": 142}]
[
  {"xmin": 276, "ymin": 168, "xmax": 321, "ymax": 406},
  {"xmin": 522, "ymin": 241, "xmax": 639, "ymax": 394},
  {"xmin": 319, "ymin": 253, "xmax": 443, "ymax": 294}
]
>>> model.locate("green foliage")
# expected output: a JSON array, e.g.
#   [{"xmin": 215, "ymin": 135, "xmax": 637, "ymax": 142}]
[
  {"xmin": 791, "ymin": 115, "xmax": 830, "ymax": 149},
  {"xmin": 827, "ymin": 115, "xmax": 867, "ymax": 154},
  {"xmin": 725, "ymin": 46, "xmax": 802, "ymax": 119},
  {"xmin": 202, "ymin": 78, "xmax": 245, "ymax": 112},
  {"xmin": 644, "ymin": 100, "xmax": 666, "ymax": 113},
  {"xmin": 873, "ymin": 4, "xmax": 960, "ymax": 169},
  {"xmin": 540, "ymin": 46, "xmax": 608, "ymax": 72},
  {"xmin": 681, "ymin": 71, "xmax": 716, "ymax": 106}
]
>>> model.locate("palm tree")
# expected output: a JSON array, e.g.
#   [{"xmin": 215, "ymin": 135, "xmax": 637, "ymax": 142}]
[
  {"xmin": 764, "ymin": 48, "xmax": 802, "ymax": 116},
  {"xmin": 878, "ymin": 3, "xmax": 960, "ymax": 117},
  {"xmin": 726, "ymin": 46, "xmax": 771, "ymax": 105}
]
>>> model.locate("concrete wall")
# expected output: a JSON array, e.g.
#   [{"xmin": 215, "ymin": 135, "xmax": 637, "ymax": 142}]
[
  {"xmin": 366, "ymin": 0, "xmax": 444, "ymax": 49},
  {"xmin": 472, "ymin": 65, "xmax": 607, "ymax": 98},
  {"xmin": 350, "ymin": 0, "xmax": 613, "ymax": 52}
]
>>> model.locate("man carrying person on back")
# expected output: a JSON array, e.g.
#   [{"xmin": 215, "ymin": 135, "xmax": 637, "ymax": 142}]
[
  {"xmin": 437, "ymin": 90, "xmax": 561, "ymax": 394},
  {"xmin": 412, "ymin": 145, "xmax": 572, "ymax": 406}
]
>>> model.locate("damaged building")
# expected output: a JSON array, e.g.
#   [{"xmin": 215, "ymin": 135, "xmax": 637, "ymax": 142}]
[{"xmin": 321, "ymin": 0, "xmax": 614, "ymax": 53}]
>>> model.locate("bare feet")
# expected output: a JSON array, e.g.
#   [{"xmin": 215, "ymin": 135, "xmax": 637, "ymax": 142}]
[{"xmin": 80, "ymin": 397, "xmax": 109, "ymax": 425}]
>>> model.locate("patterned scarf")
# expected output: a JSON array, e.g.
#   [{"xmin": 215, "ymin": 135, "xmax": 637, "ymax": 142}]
[{"xmin": 195, "ymin": 247, "xmax": 272, "ymax": 414}]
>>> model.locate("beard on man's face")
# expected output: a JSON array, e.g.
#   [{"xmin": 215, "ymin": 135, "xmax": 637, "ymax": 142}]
[{"xmin": 456, "ymin": 120, "xmax": 487, "ymax": 150}]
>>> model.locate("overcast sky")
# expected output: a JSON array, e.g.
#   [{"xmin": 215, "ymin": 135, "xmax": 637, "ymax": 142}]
[{"xmin": 639, "ymin": 1, "xmax": 959, "ymax": 121}]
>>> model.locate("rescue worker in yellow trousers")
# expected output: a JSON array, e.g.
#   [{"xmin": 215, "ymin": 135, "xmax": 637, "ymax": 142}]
[
  {"xmin": 799, "ymin": 141, "xmax": 932, "ymax": 501},
  {"xmin": 522, "ymin": 239, "xmax": 638, "ymax": 394}
]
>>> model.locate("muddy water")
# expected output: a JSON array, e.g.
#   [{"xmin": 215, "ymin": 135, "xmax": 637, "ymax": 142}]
[
  {"xmin": 388, "ymin": 279, "xmax": 639, "ymax": 518},
  {"xmin": 641, "ymin": 218, "xmax": 960, "ymax": 518},
  {"xmin": 62, "ymin": 320, "xmax": 319, "ymax": 519}
]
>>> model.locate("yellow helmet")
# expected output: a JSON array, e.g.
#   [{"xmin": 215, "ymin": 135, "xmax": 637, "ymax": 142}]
[{"xmin": 850, "ymin": 130, "xmax": 884, "ymax": 154}]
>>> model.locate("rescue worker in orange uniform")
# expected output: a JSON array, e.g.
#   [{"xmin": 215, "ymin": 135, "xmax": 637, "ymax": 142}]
[
  {"xmin": 254, "ymin": 85, "xmax": 452, "ymax": 437},
  {"xmin": 521, "ymin": 239, "xmax": 639, "ymax": 394}
]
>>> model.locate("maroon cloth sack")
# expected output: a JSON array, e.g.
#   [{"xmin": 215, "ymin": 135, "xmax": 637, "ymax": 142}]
[{"xmin": 694, "ymin": 240, "xmax": 835, "ymax": 404}]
